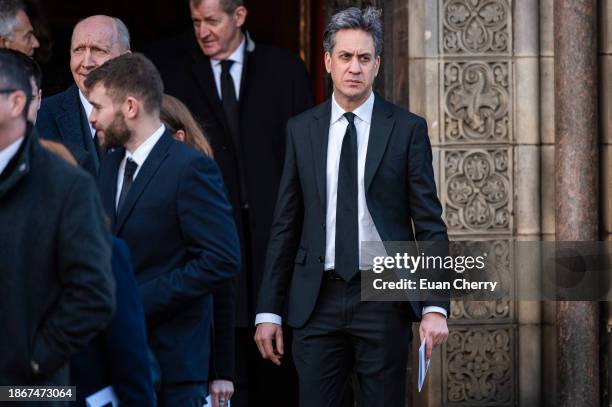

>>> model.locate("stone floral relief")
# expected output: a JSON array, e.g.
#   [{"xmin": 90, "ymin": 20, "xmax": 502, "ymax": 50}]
[
  {"xmin": 443, "ymin": 61, "xmax": 511, "ymax": 144},
  {"xmin": 441, "ymin": 0, "xmax": 511, "ymax": 55},
  {"xmin": 442, "ymin": 148, "xmax": 512, "ymax": 233},
  {"xmin": 444, "ymin": 326, "xmax": 514, "ymax": 404}
]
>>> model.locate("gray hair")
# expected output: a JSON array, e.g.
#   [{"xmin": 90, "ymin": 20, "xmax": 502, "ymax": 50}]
[
  {"xmin": 0, "ymin": 0, "xmax": 26, "ymax": 39},
  {"xmin": 190, "ymin": 0, "xmax": 244, "ymax": 14},
  {"xmin": 74, "ymin": 16, "xmax": 131, "ymax": 51},
  {"xmin": 113, "ymin": 17, "xmax": 131, "ymax": 51},
  {"xmin": 323, "ymin": 7, "xmax": 383, "ymax": 56}
]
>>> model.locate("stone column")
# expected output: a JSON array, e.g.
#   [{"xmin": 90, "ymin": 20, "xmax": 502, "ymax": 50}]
[{"xmin": 554, "ymin": 1, "xmax": 599, "ymax": 406}]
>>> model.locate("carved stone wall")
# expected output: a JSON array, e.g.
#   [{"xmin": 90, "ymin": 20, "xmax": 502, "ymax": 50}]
[{"xmin": 406, "ymin": 0, "xmax": 542, "ymax": 406}]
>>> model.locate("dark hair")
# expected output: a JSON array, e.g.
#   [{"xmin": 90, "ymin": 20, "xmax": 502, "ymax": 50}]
[
  {"xmin": 6, "ymin": 48, "xmax": 41, "ymax": 89},
  {"xmin": 84, "ymin": 53, "xmax": 163, "ymax": 114},
  {"xmin": 0, "ymin": 48, "xmax": 31, "ymax": 117},
  {"xmin": 190, "ymin": 0, "xmax": 244, "ymax": 14},
  {"xmin": 324, "ymin": 7, "xmax": 383, "ymax": 56}
]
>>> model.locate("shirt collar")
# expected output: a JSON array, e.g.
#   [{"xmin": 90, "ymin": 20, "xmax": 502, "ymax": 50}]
[
  {"xmin": 212, "ymin": 36, "xmax": 246, "ymax": 66},
  {"xmin": 330, "ymin": 91, "xmax": 375, "ymax": 125},
  {"xmin": 125, "ymin": 124, "xmax": 166, "ymax": 167},
  {"xmin": 0, "ymin": 136, "xmax": 24, "ymax": 175},
  {"xmin": 78, "ymin": 89, "xmax": 93, "ymax": 117}
]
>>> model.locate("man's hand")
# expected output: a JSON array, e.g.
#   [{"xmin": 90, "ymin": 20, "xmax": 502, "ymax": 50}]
[
  {"xmin": 254, "ymin": 322, "xmax": 284, "ymax": 366},
  {"xmin": 209, "ymin": 380, "xmax": 234, "ymax": 407},
  {"xmin": 419, "ymin": 312, "xmax": 449, "ymax": 359}
]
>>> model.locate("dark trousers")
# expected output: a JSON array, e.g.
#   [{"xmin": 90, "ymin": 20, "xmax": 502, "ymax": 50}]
[
  {"xmin": 158, "ymin": 382, "xmax": 207, "ymax": 407},
  {"xmin": 292, "ymin": 275, "xmax": 412, "ymax": 407}
]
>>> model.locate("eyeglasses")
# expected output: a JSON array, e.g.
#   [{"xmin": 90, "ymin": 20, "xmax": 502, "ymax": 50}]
[{"xmin": 0, "ymin": 89, "xmax": 19, "ymax": 94}]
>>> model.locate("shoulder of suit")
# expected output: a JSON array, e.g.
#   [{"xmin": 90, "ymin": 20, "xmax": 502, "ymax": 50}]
[
  {"xmin": 286, "ymin": 104, "xmax": 319, "ymax": 128},
  {"xmin": 249, "ymin": 43, "xmax": 306, "ymax": 69},
  {"xmin": 32, "ymin": 139, "xmax": 92, "ymax": 186},
  {"xmin": 377, "ymin": 96, "xmax": 427, "ymax": 126},
  {"xmin": 40, "ymin": 85, "xmax": 76, "ymax": 111}
]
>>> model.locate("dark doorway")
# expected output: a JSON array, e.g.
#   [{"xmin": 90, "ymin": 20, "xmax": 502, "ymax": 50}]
[{"xmin": 27, "ymin": 0, "xmax": 306, "ymax": 96}]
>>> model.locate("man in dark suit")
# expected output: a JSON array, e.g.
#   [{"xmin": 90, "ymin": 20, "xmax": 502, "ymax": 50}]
[
  {"xmin": 88, "ymin": 53, "xmax": 240, "ymax": 406},
  {"xmin": 255, "ymin": 8, "xmax": 450, "ymax": 406},
  {"xmin": 36, "ymin": 15, "xmax": 130, "ymax": 175},
  {"xmin": 146, "ymin": 1, "xmax": 313, "ymax": 405},
  {"xmin": 0, "ymin": 49, "xmax": 115, "ymax": 394}
]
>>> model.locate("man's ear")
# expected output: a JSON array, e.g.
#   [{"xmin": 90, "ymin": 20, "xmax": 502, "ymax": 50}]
[
  {"xmin": 8, "ymin": 91, "xmax": 27, "ymax": 118},
  {"xmin": 124, "ymin": 96, "xmax": 139, "ymax": 119},
  {"xmin": 235, "ymin": 6, "xmax": 248, "ymax": 28}
]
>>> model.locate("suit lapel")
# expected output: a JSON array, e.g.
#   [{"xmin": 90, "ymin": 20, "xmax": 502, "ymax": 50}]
[
  {"xmin": 191, "ymin": 50, "xmax": 232, "ymax": 136},
  {"xmin": 364, "ymin": 95, "xmax": 394, "ymax": 191},
  {"xmin": 57, "ymin": 85, "xmax": 87, "ymax": 148},
  {"xmin": 310, "ymin": 100, "xmax": 331, "ymax": 205},
  {"xmin": 114, "ymin": 132, "xmax": 173, "ymax": 234}
]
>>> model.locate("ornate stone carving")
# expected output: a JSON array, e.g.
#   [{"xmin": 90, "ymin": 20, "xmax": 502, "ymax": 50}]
[
  {"xmin": 451, "ymin": 300, "xmax": 512, "ymax": 321},
  {"xmin": 442, "ymin": 149, "xmax": 512, "ymax": 234},
  {"xmin": 444, "ymin": 326, "xmax": 514, "ymax": 404},
  {"xmin": 441, "ymin": 0, "xmax": 511, "ymax": 55},
  {"xmin": 443, "ymin": 61, "xmax": 511, "ymax": 143}
]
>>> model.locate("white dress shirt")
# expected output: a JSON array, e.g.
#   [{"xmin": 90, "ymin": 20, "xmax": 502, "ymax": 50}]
[
  {"xmin": 255, "ymin": 93, "xmax": 446, "ymax": 326},
  {"xmin": 0, "ymin": 137, "xmax": 24, "ymax": 175},
  {"xmin": 115, "ymin": 124, "xmax": 165, "ymax": 208},
  {"xmin": 78, "ymin": 89, "xmax": 96, "ymax": 138},
  {"xmin": 210, "ymin": 37, "xmax": 245, "ymax": 101}
]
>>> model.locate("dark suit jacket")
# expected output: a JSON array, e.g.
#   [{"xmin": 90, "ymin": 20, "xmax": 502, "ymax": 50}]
[
  {"xmin": 97, "ymin": 130, "xmax": 240, "ymax": 384},
  {"xmin": 148, "ymin": 33, "xmax": 313, "ymax": 328},
  {"xmin": 71, "ymin": 238, "xmax": 154, "ymax": 406},
  {"xmin": 36, "ymin": 84, "xmax": 99, "ymax": 175},
  {"xmin": 256, "ymin": 95, "xmax": 450, "ymax": 328},
  {"xmin": 0, "ymin": 126, "xmax": 115, "ymax": 384}
]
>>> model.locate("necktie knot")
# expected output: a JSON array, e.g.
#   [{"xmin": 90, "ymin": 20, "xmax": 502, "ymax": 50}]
[
  {"xmin": 344, "ymin": 112, "xmax": 356, "ymax": 126},
  {"xmin": 220, "ymin": 59, "xmax": 234, "ymax": 74},
  {"xmin": 124, "ymin": 158, "xmax": 138, "ymax": 179}
]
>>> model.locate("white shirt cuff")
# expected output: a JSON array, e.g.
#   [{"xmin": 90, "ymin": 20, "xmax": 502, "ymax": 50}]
[
  {"xmin": 422, "ymin": 306, "xmax": 448, "ymax": 318},
  {"xmin": 255, "ymin": 313, "xmax": 282, "ymax": 326}
]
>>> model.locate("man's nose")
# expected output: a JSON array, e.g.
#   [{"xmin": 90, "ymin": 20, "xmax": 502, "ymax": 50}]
[
  {"xmin": 196, "ymin": 23, "xmax": 211, "ymax": 39},
  {"xmin": 31, "ymin": 35, "xmax": 39, "ymax": 50},
  {"xmin": 348, "ymin": 56, "xmax": 361, "ymax": 73},
  {"xmin": 83, "ymin": 50, "xmax": 95, "ymax": 68}
]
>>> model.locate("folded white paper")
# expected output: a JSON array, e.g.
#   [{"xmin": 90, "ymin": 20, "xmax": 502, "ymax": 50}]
[
  {"xmin": 205, "ymin": 395, "xmax": 231, "ymax": 406},
  {"xmin": 418, "ymin": 338, "xmax": 431, "ymax": 392},
  {"xmin": 86, "ymin": 385, "xmax": 119, "ymax": 407}
]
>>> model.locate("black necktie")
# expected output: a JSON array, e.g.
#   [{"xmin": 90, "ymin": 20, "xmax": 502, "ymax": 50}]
[
  {"xmin": 220, "ymin": 59, "xmax": 248, "ymax": 206},
  {"xmin": 117, "ymin": 158, "xmax": 138, "ymax": 213},
  {"xmin": 335, "ymin": 112, "xmax": 359, "ymax": 282}
]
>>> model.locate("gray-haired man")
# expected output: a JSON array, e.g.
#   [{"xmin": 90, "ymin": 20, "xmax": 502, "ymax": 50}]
[
  {"xmin": 0, "ymin": 0, "xmax": 39, "ymax": 57},
  {"xmin": 36, "ymin": 15, "xmax": 130, "ymax": 175},
  {"xmin": 255, "ymin": 7, "xmax": 449, "ymax": 406}
]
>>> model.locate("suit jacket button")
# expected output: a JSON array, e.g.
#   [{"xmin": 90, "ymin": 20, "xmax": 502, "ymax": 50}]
[{"xmin": 318, "ymin": 256, "xmax": 324, "ymax": 263}]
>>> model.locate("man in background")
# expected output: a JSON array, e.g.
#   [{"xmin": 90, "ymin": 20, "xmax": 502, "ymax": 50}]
[
  {"xmin": 147, "ymin": 1, "xmax": 313, "ymax": 404},
  {"xmin": 0, "ymin": 49, "xmax": 115, "ymax": 392},
  {"xmin": 0, "ymin": 0, "xmax": 39, "ymax": 57},
  {"xmin": 36, "ymin": 15, "xmax": 130, "ymax": 174}
]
